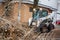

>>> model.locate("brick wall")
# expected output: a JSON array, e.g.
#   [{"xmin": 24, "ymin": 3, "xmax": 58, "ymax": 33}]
[{"xmin": 20, "ymin": 4, "xmax": 32, "ymax": 22}]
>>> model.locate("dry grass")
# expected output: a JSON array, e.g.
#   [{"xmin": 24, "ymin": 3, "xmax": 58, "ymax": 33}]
[{"xmin": 0, "ymin": 17, "xmax": 60, "ymax": 40}]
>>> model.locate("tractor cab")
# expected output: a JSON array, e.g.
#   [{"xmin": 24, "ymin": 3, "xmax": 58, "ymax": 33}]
[{"xmin": 30, "ymin": 8, "xmax": 49, "ymax": 26}]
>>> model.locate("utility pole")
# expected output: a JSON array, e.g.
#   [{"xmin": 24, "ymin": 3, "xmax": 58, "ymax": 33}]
[
  {"xmin": 33, "ymin": 0, "xmax": 39, "ymax": 19},
  {"xmin": 33, "ymin": 0, "xmax": 39, "ymax": 8},
  {"xmin": 18, "ymin": 0, "xmax": 22, "ymax": 22}
]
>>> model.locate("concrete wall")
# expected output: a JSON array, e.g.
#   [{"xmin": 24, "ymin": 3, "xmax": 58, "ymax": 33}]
[
  {"xmin": 57, "ymin": 3, "xmax": 60, "ymax": 13},
  {"xmin": 39, "ymin": 0, "xmax": 57, "ymax": 9}
]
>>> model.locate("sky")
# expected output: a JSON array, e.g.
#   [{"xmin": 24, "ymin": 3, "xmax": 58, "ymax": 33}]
[{"xmin": 0, "ymin": 0, "xmax": 3, "ymax": 2}]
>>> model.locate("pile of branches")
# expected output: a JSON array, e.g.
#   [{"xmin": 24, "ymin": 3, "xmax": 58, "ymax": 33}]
[{"xmin": 0, "ymin": 19, "xmax": 25, "ymax": 40}]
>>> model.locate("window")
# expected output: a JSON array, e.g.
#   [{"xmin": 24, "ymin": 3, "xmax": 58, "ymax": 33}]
[
  {"xmin": 41, "ymin": 10, "xmax": 48, "ymax": 17},
  {"xmin": 29, "ymin": 7, "xmax": 33, "ymax": 12},
  {"xmin": 33, "ymin": 9, "xmax": 48, "ymax": 20}
]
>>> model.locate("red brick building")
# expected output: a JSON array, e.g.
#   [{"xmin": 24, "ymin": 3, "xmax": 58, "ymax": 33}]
[{"xmin": 0, "ymin": 1, "xmax": 52, "ymax": 23}]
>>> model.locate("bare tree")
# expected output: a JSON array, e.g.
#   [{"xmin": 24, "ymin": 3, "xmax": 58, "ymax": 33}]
[
  {"xmin": 2, "ymin": 0, "xmax": 13, "ymax": 17},
  {"xmin": 33, "ymin": 0, "xmax": 39, "ymax": 8},
  {"xmin": 33, "ymin": 0, "xmax": 39, "ymax": 18}
]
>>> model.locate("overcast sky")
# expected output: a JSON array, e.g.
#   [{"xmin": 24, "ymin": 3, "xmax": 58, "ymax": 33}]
[{"xmin": 0, "ymin": 0, "xmax": 3, "ymax": 2}]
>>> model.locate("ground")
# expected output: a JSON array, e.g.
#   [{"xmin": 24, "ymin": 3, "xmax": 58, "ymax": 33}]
[{"xmin": 0, "ymin": 17, "xmax": 60, "ymax": 40}]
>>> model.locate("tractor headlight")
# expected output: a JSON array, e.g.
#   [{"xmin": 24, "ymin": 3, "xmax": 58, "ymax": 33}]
[{"xmin": 32, "ymin": 21, "xmax": 36, "ymax": 26}]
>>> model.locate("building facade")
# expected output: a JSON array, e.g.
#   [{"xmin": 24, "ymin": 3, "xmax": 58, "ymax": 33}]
[{"xmin": 0, "ymin": 0, "xmax": 58, "ymax": 23}]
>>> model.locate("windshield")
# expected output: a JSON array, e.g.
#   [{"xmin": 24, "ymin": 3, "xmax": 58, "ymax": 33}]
[{"xmin": 33, "ymin": 9, "xmax": 48, "ymax": 20}]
